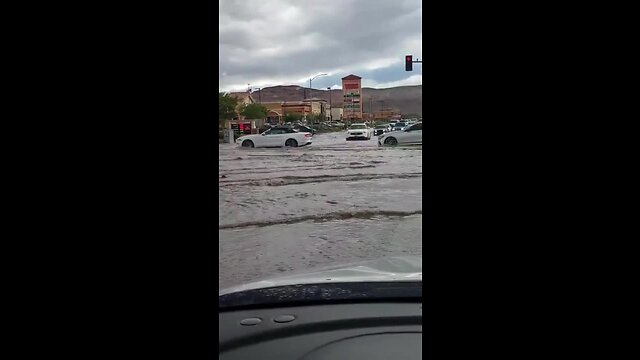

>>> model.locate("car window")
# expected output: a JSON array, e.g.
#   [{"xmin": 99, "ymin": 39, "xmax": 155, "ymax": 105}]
[
  {"xmin": 408, "ymin": 123, "xmax": 422, "ymax": 131},
  {"xmin": 268, "ymin": 128, "xmax": 285, "ymax": 135}
]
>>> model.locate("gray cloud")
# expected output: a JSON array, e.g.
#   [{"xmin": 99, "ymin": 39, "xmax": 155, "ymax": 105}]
[{"xmin": 219, "ymin": 0, "xmax": 422, "ymax": 91}]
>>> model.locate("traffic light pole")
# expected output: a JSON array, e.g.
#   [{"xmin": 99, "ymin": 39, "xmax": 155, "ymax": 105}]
[{"xmin": 405, "ymin": 55, "xmax": 422, "ymax": 71}]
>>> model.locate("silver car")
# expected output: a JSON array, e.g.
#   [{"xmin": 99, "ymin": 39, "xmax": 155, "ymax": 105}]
[{"xmin": 378, "ymin": 122, "xmax": 422, "ymax": 146}]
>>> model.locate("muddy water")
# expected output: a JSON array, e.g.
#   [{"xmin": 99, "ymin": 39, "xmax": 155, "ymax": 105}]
[{"xmin": 219, "ymin": 131, "xmax": 422, "ymax": 289}]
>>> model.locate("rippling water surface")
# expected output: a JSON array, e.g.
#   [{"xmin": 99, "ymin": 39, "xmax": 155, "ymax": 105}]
[{"xmin": 219, "ymin": 131, "xmax": 422, "ymax": 289}]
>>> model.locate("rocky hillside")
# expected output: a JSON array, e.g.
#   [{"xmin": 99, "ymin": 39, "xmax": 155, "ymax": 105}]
[{"xmin": 251, "ymin": 85, "xmax": 422, "ymax": 115}]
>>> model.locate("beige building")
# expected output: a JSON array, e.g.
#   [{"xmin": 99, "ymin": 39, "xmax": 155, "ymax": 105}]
[
  {"xmin": 331, "ymin": 108, "xmax": 343, "ymax": 121},
  {"xmin": 261, "ymin": 102, "xmax": 284, "ymax": 125},
  {"xmin": 303, "ymin": 98, "xmax": 330, "ymax": 121}
]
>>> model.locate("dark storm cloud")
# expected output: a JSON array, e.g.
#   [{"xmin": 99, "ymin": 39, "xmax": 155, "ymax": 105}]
[{"xmin": 219, "ymin": 0, "xmax": 422, "ymax": 91}]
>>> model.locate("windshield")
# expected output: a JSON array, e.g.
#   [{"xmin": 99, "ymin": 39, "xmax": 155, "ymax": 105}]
[{"xmin": 219, "ymin": 0, "xmax": 422, "ymax": 301}]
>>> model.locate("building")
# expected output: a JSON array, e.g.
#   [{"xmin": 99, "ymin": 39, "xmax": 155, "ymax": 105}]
[
  {"xmin": 331, "ymin": 108, "xmax": 343, "ymax": 121},
  {"xmin": 303, "ymin": 98, "xmax": 330, "ymax": 121},
  {"xmin": 261, "ymin": 102, "xmax": 284, "ymax": 125},
  {"xmin": 228, "ymin": 92, "xmax": 255, "ymax": 121},
  {"xmin": 342, "ymin": 74, "xmax": 363, "ymax": 121},
  {"xmin": 374, "ymin": 108, "xmax": 402, "ymax": 120},
  {"xmin": 281, "ymin": 101, "xmax": 312, "ymax": 118},
  {"xmin": 226, "ymin": 92, "xmax": 263, "ymax": 136}
]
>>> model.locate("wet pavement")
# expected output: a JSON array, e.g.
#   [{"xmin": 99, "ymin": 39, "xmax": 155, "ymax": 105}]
[{"xmin": 219, "ymin": 131, "xmax": 422, "ymax": 289}]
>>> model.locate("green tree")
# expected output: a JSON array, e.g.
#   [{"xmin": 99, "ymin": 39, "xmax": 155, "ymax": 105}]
[
  {"xmin": 283, "ymin": 113, "xmax": 302, "ymax": 124},
  {"xmin": 307, "ymin": 113, "xmax": 323, "ymax": 123},
  {"xmin": 219, "ymin": 92, "xmax": 239, "ymax": 122},
  {"xmin": 240, "ymin": 103, "xmax": 268, "ymax": 119}
]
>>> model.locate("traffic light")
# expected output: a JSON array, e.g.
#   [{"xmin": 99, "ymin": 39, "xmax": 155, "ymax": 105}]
[{"xmin": 405, "ymin": 55, "xmax": 413, "ymax": 71}]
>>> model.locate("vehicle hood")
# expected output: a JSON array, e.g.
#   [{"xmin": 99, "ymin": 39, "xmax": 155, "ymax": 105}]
[{"xmin": 219, "ymin": 256, "xmax": 421, "ymax": 295}]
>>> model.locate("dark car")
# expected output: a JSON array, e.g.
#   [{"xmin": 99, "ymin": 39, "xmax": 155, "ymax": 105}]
[
  {"xmin": 374, "ymin": 125, "xmax": 388, "ymax": 136},
  {"xmin": 294, "ymin": 124, "xmax": 316, "ymax": 135}
]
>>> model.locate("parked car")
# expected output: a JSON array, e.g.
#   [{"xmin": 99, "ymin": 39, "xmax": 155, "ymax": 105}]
[
  {"xmin": 293, "ymin": 124, "xmax": 316, "ymax": 135},
  {"xmin": 391, "ymin": 122, "xmax": 407, "ymax": 131},
  {"xmin": 346, "ymin": 123, "xmax": 373, "ymax": 140},
  {"xmin": 378, "ymin": 122, "xmax": 422, "ymax": 146},
  {"xmin": 236, "ymin": 127, "xmax": 312, "ymax": 148},
  {"xmin": 374, "ymin": 124, "xmax": 389, "ymax": 136}
]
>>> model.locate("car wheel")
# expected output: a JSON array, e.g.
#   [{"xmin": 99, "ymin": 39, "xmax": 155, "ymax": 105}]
[
  {"xmin": 384, "ymin": 137, "xmax": 398, "ymax": 145},
  {"xmin": 241, "ymin": 140, "xmax": 254, "ymax": 148},
  {"xmin": 285, "ymin": 139, "xmax": 298, "ymax": 147}
]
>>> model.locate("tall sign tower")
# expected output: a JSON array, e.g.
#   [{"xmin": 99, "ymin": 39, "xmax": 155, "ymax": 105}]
[{"xmin": 341, "ymin": 74, "xmax": 362, "ymax": 122}]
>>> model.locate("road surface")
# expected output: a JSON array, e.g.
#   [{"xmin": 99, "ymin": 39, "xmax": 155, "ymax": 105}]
[{"xmin": 219, "ymin": 131, "xmax": 422, "ymax": 289}]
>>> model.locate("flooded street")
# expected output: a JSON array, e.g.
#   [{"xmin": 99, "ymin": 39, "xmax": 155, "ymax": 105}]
[{"xmin": 219, "ymin": 131, "xmax": 422, "ymax": 289}]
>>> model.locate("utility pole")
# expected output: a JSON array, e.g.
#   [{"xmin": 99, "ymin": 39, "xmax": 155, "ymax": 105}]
[
  {"xmin": 252, "ymin": 87, "xmax": 261, "ymax": 103},
  {"xmin": 370, "ymin": 96, "xmax": 373, "ymax": 120},
  {"xmin": 327, "ymin": 87, "xmax": 332, "ymax": 122}
]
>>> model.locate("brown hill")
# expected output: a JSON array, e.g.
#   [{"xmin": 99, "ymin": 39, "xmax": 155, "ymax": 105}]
[{"xmin": 251, "ymin": 85, "xmax": 422, "ymax": 116}]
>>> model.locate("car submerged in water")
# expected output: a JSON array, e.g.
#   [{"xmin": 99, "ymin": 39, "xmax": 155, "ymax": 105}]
[
  {"xmin": 378, "ymin": 122, "xmax": 422, "ymax": 146},
  {"xmin": 219, "ymin": 256, "xmax": 422, "ymax": 359},
  {"xmin": 236, "ymin": 127, "xmax": 312, "ymax": 148},
  {"xmin": 391, "ymin": 122, "xmax": 408, "ymax": 132},
  {"xmin": 373, "ymin": 124, "xmax": 390, "ymax": 136},
  {"xmin": 346, "ymin": 123, "xmax": 373, "ymax": 140}
]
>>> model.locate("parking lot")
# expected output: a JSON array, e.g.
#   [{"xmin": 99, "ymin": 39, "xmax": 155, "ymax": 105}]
[{"xmin": 219, "ymin": 131, "xmax": 422, "ymax": 289}]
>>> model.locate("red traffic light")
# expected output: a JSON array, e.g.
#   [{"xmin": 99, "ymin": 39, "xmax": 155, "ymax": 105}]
[{"xmin": 405, "ymin": 55, "xmax": 413, "ymax": 71}]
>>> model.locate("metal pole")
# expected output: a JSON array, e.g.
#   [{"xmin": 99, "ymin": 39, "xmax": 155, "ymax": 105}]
[
  {"xmin": 327, "ymin": 87, "xmax": 332, "ymax": 121},
  {"xmin": 308, "ymin": 74, "xmax": 327, "ymax": 101},
  {"xmin": 370, "ymin": 97, "xmax": 373, "ymax": 119}
]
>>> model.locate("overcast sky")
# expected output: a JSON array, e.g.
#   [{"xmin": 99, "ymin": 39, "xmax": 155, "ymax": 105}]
[{"xmin": 219, "ymin": 0, "xmax": 422, "ymax": 92}]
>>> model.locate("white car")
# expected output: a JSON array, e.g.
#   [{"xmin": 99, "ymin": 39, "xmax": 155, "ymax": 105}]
[
  {"xmin": 236, "ymin": 127, "xmax": 312, "ymax": 148},
  {"xmin": 378, "ymin": 122, "xmax": 422, "ymax": 146},
  {"xmin": 346, "ymin": 123, "xmax": 373, "ymax": 140}
]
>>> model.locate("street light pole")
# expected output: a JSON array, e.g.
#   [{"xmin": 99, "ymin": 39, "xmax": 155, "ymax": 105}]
[{"xmin": 308, "ymin": 73, "xmax": 328, "ymax": 99}]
